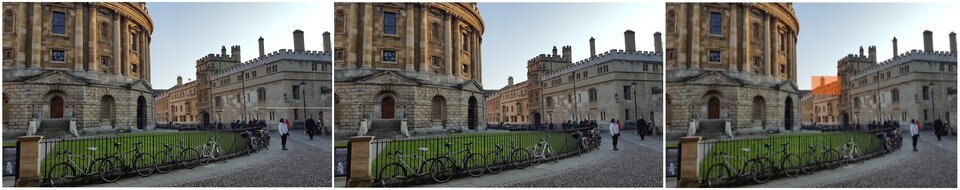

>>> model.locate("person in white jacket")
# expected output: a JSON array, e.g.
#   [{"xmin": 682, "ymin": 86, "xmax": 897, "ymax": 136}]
[
  {"xmin": 609, "ymin": 119, "xmax": 620, "ymax": 151},
  {"xmin": 278, "ymin": 118, "xmax": 290, "ymax": 150},
  {"xmin": 910, "ymin": 119, "xmax": 919, "ymax": 152}
]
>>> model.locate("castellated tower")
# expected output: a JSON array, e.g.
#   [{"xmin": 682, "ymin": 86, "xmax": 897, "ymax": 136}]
[
  {"xmin": 562, "ymin": 46, "xmax": 572, "ymax": 62},
  {"xmin": 231, "ymin": 45, "xmax": 242, "ymax": 62}
]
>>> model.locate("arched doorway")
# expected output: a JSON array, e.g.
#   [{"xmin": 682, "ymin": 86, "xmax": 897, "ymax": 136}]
[
  {"xmin": 707, "ymin": 97, "xmax": 720, "ymax": 119},
  {"xmin": 785, "ymin": 97, "xmax": 794, "ymax": 131},
  {"xmin": 381, "ymin": 97, "xmax": 395, "ymax": 119},
  {"xmin": 532, "ymin": 112, "xmax": 541, "ymax": 125},
  {"xmin": 468, "ymin": 96, "xmax": 478, "ymax": 130},
  {"xmin": 753, "ymin": 96, "xmax": 766, "ymax": 129},
  {"xmin": 431, "ymin": 95, "xmax": 447, "ymax": 127},
  {"xmin": 50, "ymin": 96, "xmax": 64, "ymax": 118},
  {"xmin": 202, "ymin": 112, "xmax": 210, "ymax": 128},
  {"xmin": 137, "ymin": 96, "xmax": 146, "ymax": 129}
]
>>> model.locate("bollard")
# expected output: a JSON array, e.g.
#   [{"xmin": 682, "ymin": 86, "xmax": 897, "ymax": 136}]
[
  {"xmin": 677, "ymin": 136, "xmax": 701, "ymax": 188},
  {"xmin": 15, "ymin": 136, "xmax": 43, "ymax": 187},
  {"xmin": 346, "ymin": 136, "xmax": 374, "ymax": 187}
]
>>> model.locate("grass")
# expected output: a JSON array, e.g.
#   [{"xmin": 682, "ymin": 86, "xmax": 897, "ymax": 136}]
[
  {"xmin": 3, "ymin": 142, "xmax": 15, "ymax": 147},
  {"xmin": 699, "ymin": 131, "xmax": 883, "ymax": 177},
  {"xmin": 369, "ymin": 131, "xmax": 578, "ymax": 181},
  {"xmin": 40, "ymin": 131, "xmax": 242, "ymax": 179}
]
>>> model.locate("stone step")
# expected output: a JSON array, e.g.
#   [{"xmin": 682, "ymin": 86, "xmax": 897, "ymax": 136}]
[
  {"xmin": 368, "ymin": 119, "xmax": 403, "ymax": 139},
  {"xmin": 36, "ymin": 119, "xmax": 72, "ymax": 138},
  {"xmin": 696, "ymin": 120, "xmax": 728, "ymax": 139}
]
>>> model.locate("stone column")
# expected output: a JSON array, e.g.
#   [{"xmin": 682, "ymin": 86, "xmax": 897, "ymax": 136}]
[
  {"xmin": 346, "ymin": 136, "xmax": 374, "ymax": 187},
  {"xmin": 88, "ymin": 5, "xmax": 99, "ymax": 72},
  {"xmin": 29, "ymin": 3, "xmax": 41, "ymax": 69},
  {"xmin": 113, "ymin": 12, "xmax": 121, "ymax": 75},
  {"xmin": 763, "ymin": 15, "xmax": 772, "ymax": 76},
  {"xmin": 689, "ymin": 4, "xmax": 700, "ymax": 69},
  {"xmin": 404, "ymin": 5, "xmax": 415, "ymax": 72},
  {"xmin": 472, "ymin": 28, "xmax": 479, "ymax": 80},
  {"xmin": 14, "ymin": 4, "xmax": 27, "ymax": 68},
  {"xmin": 74, "ymin": 7, "xmax": 85, "ymax": 71},
  {"xmin": 360, "ymin": 4, "xmax": 373, "ymax": 69},
  {"xmin": 790, "ymin": 33, "xmax": 797, "ymax": 82},
  {"xmin": 345, "ymin": 4, "xmax": 357, "ymax": 69},
  {"xmin": 741, "ymin": 7, "xmax": 752, "ymax": 74},
  {"xmin": 677, "ymin": 136, "xmax": 701, "ymax": 188},
  {"xmin": 727, "ymin": 8, "xmax": 738, "ymax": 72},
  {"xmin": 140, "ymin": 28, "xmax": 148, "ymax": 78},
  {"xmin": 14, "ymin": 136, "xmax": 43, "ymax": 187},
  {"xmin": 443, "ymin": 12, "xmax": 453, "ymax": 76},
  {"xmin": 451, "ymin": 16, "xmax": 460, "ymax": 78},
  {"xmin": 419, "ymin": 4, "xmax": 430, "ymax": 72}
]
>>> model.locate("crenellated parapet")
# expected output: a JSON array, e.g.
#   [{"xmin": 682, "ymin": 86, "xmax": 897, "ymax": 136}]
[
  {"xmin": 543, "ymin": 49, "xmax": 662, "ymax": 79},
  {"xmin": 212, "ymin": 49, "xmax": 332, "ymax": 78},
  {"xmin": 850, "ymin": 49, "xmax": 957, "ymax": 79}
]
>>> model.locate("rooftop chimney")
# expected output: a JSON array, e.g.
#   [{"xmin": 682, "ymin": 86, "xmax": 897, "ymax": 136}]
[
  {"xmin": 868, "ymin": 46, "xmax": 876, "ymax": 62},
  {"xmin": 923, "ymin": 30, "xmax": 933, "ymax": 53},
  {"xmin": 892, "ymin": 37, "xmax": 898, "ymax": 58},
  {"xmin": 859, "ymin": 46, "xmax": 864, "ymax": 57},
  {"xmin": 177, "ymin": 76, "xmax": 183, "ymax": 86},
  {"xmin": 323, "ymin": 31, "xmax": 332, "ymax": 53},
  {"xmin": 221, "ymin": 45, "xmax": 227, "ymax": 56},
  {"xmin": 950, "ymin": 32, "xmax": 957, "ymax": 54},
  {"xmin": 508, "ymin": 76, "xmax": 514, "ymax": 86},
  {"xmin": 552, "ymin": 46, "xmax": 558, "ymax": 57},
  {"xmin": 654, "ymin": 32, "xmax": 663, "ymax": 53},
  {"xmin": 258, "ymin": 36, "xmax": 265, "ymax": 57},
  {"xmin": 562, "ymin": 46, "xmax": 571, "ymax": 62},
  {"xmin": 589, "ymin": 37, "xmax": 596, "ymax": 58},
  {"xmin": 624, "ymin": 30, "xmax": 636, "ymax": 52},
  {"xmin": 293, "ymin": 29, "xmax": 305, "ymax": 52}
]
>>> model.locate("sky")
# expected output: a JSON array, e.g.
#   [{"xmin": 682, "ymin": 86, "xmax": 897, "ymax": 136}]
[
  {"xmin": 478, "ymin": 2, "xmax": 664, "ymax": 89},
  {"xmin": 795, "ymin": 3, "xmax": 960, "ymax": 90},
  {"xmin": 147, "ymin": 2, "xmax": 331, "ymax": 89}
]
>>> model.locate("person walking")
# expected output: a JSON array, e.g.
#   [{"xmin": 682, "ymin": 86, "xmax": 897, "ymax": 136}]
[
  {"xmin": 637, "ymin": 116, "xmax": 647, "ymax": 140},
  {"xmin": 934, "ymin": 117, "xmax": 944, "ymax": 141},
  {"xmin": 910, "ymin": 119, "xmax": 919, "ymax": 152},
  {"xmin": 609, "ymin": 119, "xmax": 620, "ymax": 151},
  {"xmin": 278, "ymin": 118, "xmax": 290, "ymax": 150},
  {"xmin": 306, "ymin": 116, "xmax": 317, "ymax": 140}
]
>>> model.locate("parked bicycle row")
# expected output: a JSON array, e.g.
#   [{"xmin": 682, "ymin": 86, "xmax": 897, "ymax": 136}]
[
  {"xmin": 699, "ymin": 128, "xmax": 899, "ymax": 187},
  {"xmin": 367, "ymin": 129, "xmax": 595, "ymax": 187},
  {"xmin": 39, "ymin": 128, "xmax": 270, "ymax": 187}
]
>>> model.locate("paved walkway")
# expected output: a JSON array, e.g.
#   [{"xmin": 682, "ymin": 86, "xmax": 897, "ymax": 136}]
[{"xmin": 88, "ymin": 129, "xmax": 330, "ymax": 187}]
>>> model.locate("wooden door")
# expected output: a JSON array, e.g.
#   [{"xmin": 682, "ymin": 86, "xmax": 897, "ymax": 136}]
[
  {"xmin": 51, "ymin": 97, "xmax": 64, "ymax": 118},
  {"xmin": 381, "ymin": 97, "xmax": 395, "ymax": 119},
  {"xmin": 707, "ymin": 97, "xmax": 720, "ymax": 119}
]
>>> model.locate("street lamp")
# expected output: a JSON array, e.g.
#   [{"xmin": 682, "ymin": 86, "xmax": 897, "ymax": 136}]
[
  {"xmin": 301, "ymin": 80, "xmax": 307, "ymax": 122},
  {"xmin": 631, "ymin": 81, "xmax": 639, "ymax": 123},
  {"xmin": 930, "ymin": 82, "xmax": 936, "ymax": 122}
]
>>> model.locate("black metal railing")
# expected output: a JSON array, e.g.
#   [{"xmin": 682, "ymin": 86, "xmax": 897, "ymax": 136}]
[
  {"xmin": 37, "ymin": 127, "xmax": 260, "ymax": 186},
  {"xmin": 368, "ymin": 128, "xmax": 595, "ymax": 186},
  {"xmin": 697, "ymin": 127, "xmax": 900, "ymax": 187}
]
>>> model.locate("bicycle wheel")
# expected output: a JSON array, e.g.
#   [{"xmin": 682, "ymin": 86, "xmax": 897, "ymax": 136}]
[
  {"xmin": 703, "ymin": 164, "xmax": 730, "ymax": 187},
  {"xmin": 377, "ymin": 163, "xmax": 408, "ymax": 187},
  {"xmin": 547, "ymin": 147, "xmax": 559, "ymax": 163},
  {"xmin": 799, "ymin": 152, "xmax": 817, "ymax": 174},
  {"xmin": 430, "ymin": 156, "xmax": 456, "ymax": 183},
  {"xmin": 179, "ymin": 148, "xmax": 202, "ymax": 169},
  {"xmin": 198, "ymin": 149, "xmax": 211, "ymax": 166},
  {"xmin": 133, "ymin": 153, "xmax": 155, "ymax": 177},
  {"xmin": 485, "ymin": 151, "xmax": 506, "ymax": 174},
  {"xmin": 464, "ymin": 153, "xmax": 486, "ymax": 177},
  {"xmin": 46, "ymin": 162, "xmax": 76, "ymax": 187},
  {"xmin": 510, "ymin": 148, "xmax": 532, "ymax": 169},
  {"xmin": 822, "ymin": 149, "xmax": 842, "ymax": 169},
  {"xmin": 780, "ymin": 154, "xmax": 800, "ymax": 177},
  {"xmin": 750, "ymin": 159, "xmax": 772, "ymax": 184},
  {"xmin": 154, "ymin": 152, "xmax": 174, "ymax": 174},
  {"xmin": 99, "ymin": 156, "xmax": 124, "ymax": 183},
  {"xmin": 529, "ymin": 147, "xmax": 543, "ymax": 166}
]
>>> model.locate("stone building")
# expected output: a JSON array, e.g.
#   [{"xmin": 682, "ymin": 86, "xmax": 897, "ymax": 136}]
[
  {"xmin": 333, "ymin": 3, "xmax": 486, "ymax": 138},
  {"xmin": 154, "ymin": 30, "xmax": 333, "ymax": 128},
  {"xmin": 665, "ymin": 3, "xmax": 800, "ymax": 139},
  {"xmin": 486, "ymin": 31, "xmax": 664, "ymax": 130},
  {"xmin": 3, "ymin": 2, "xmax": 155, "ymax": 137},
  {"xmin": 800, "ymin": 76, "xmax": 841, "ymax": 126},
  {"xmin": 839, "ymin": 31, "xmax": 957, "ymax": 128},
  {"xmin": 154, "ymin": 76, "xmax": 199, "ymax": 125}
]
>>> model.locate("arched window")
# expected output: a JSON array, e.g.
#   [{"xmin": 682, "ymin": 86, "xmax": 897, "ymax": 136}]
[
  {"xmin": 3, "ymin": 10, "xmax": 15, "ymax": 34},
  {"xmin": 431, "ymin": 22, "xmax": 441, "ymax": 43},
  {"xmin": 752, "ymin": 96, "xmax": 765, "ymax": 121},
  {"xmin": 431, "ymin": 96, "xmax": 446, "ymax": 120},
  {"xmin": 100, "ymin": 95, "xmax": 115, "ymax": 120},
  {"xmin": 335, "ymin": 10, "xmax": 346, "ymax": 34}
]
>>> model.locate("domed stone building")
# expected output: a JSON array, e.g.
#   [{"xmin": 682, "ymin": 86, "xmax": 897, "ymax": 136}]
[
  {"xmin": 333, "ymin": 3, "xmax": 485, "ymax": 138},
  {"xmin": 2, "ymin": 2, "xmax": 154, "ymax": 137},
  {"xmin": 665, "ymin": 3, "xmax": 799, "ymax": 139}
]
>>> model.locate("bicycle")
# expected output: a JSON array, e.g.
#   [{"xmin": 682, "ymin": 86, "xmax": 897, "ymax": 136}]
[
  {"xmin": 799, "ymin": 141, "xmax": 839, "ymax": 174},
  {"xmin": 485, "ymin": 139, "xmax": 533, "ymax": 174},
  {"xmin": 702, "ymin": 148, "xmax": 767, "ymax": 187},
  {"xmin": 572, "ymin": 131, "xmax": 590, "ymax": 156},
  {"xmin": 838, "ymin": 138, "xmax": 862, "ymax": 166},
  {"xmin": 155, "ymin": 139, "xmax": 196, "ymax": 173},
  {"xmin": 196, "ymin": 135, "xmax": 226, "ymax": 166},
  {"xmin": 376, "ymin": 148, "xmax": 438, "ymax": 186},
  {"xmin": 45, "ymin": 147, "xmax": 115, "ymax": 186},
  {"xmin": 431, "ymin": 142, "xmax": 487, "ymax": 183},
  {"xmin": 757, "ymin": 142, "xmax": 801, "ymax": 178},
  {"xmin": 99, "ymin": 141, "xmax": 155, "ymax": 182},
  {"xmin": 528, "ymin": 135, "xmax": 559, "ymax": 166}
]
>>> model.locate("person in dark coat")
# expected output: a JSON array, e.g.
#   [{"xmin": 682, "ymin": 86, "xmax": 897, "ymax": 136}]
[
  {"xmin": 306, "ymin": 116, "xmax": 317, "ymax": 140},
  {"xmin": 636, "ymin": 117, "xmax": 647, "ymax": 140},
  {"xmin": 935, "ymin": 117, "xmax": 944, "ymax": 141}
]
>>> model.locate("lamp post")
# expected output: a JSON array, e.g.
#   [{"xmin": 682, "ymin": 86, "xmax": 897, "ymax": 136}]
[
  {"xmin": 240, "ymin": 71, "xmax": 247, "ymax": 121},
  {"xmin": 631, "ymin": 81, "xmax": 639, "ymax": 122},
  {"xmin": 930, "ymin": 82, "xmax": 936, "ymax": 122},
  {"xmin": 301, "ymin": 80, "xmax": 307, "ymax": 122}
]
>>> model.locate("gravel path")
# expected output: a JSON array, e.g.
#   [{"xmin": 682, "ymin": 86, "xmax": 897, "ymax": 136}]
[
  {"xmin": 819, "ymin": 133, "xmax": 956, "ymax": 188},
  {"xmin": 507, "ymin": 133, "xmax": 663, "ymax": 187},
  {"xmin": 174, "ymin": 133, "xmax": 332, "ymax": 187}
]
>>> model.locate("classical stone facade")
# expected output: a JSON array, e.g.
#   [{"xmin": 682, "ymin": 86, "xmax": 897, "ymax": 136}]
[
  {"xmin": 665, "ymin": 3, "xmax": 800, "ymax": 139},
  {"xmin": 487, "ymin": 31, "xmax": 664, "ymax": 130},
  {"xmin": 838, "ymin": 31, "xmax": 957, "ymax": 127},
  {"xmin": 334, "ymin": 3, "xmax": 486, "ymax": 137},
  {"xmin": 3, "ymin": 2, "xmax": 155, "ymax": 137},
  {"xmin": 154, "ymin": 30, "xmax": 333, "ymax": 128},
  {"xmin": 800, "ymin": 76, "xmax": 841, "ymax": 126}
]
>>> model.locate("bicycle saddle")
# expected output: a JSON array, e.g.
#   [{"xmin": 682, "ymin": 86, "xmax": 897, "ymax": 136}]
[
  {"xmin": 494, "ymin": 144, "xmax": 503, "ymax": 149},
  {"xmin": 764, "ymin": 143, "xmax": 772, "ymax": 147},
  {"xmin": 741, "ymin": 148, "xmax": 751, "ymax": 152},
  {"xmin": 418, "ymin": 147, "xmax": 429, "ymax": 152},
  {"xmin": 464, "ymin": 142, "xmax": 474, "ymax": 146},
  {"xmin": 63, "ymin": 150, "xmax": 72, "ymax": 155},
  {"xmin": 86, "ymin": 147, "xmax": 98, "ymax": 151},
  {"xmin": 445, "ymin": 142, "xmax": 453, "ymax": 147},
  {"xmin": 133, "ymin": 142, "xmax": 142, "ymax": 145},
  {"xmin": 808, "ymin": 144, "xmax": 816, "ymax": 148},
  {"xmin": 164, "ymin": 144, "xmax": 172, "ymax": 148},
  {"xmin": 113, "ymin": 142, "xmax": 122, "ymax": 146}
]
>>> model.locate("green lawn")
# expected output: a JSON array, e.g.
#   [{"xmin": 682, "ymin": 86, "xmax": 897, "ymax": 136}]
[
  {"xmin": 699, "ymin": 132, "xmax": 882, "ymax": 176},
  {"xmin": 40, "ymin": 131, "xmax": 243, "ymax": 179},
  {"xmin": 369, "ymin": 131, "xmax": 578, "ymax": 180}
]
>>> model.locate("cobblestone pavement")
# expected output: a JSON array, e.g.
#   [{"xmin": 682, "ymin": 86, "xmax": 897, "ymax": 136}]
[
  {"xmin": 818, "ymin": 131, "xmax": 956, "ymax": 188},
  {"xmin": 507, "ymin": 130, "xmax": 663, "ymax": 187},
  {"xmin": 174, "ymin": 131, "xmax": 331, "ymax": 187}
]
